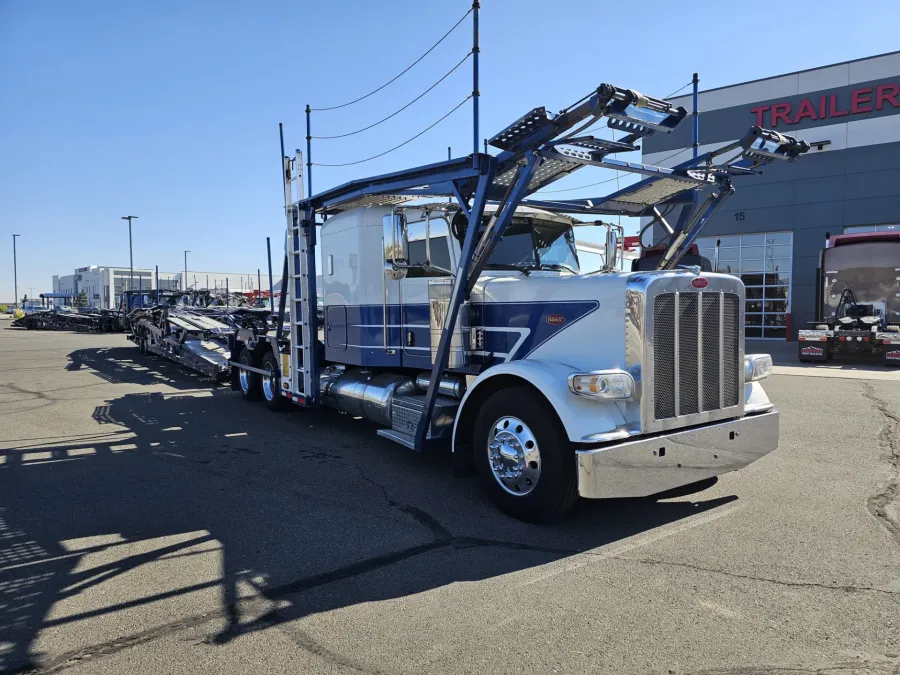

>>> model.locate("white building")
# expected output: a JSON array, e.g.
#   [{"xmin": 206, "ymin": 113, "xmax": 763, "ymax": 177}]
[{"xmin": 52, "ymin": 266, "xmax": 264, "ymax": 309}]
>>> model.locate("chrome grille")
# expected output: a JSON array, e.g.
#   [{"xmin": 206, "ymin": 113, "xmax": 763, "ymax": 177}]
[{"xmin": 652, "ymin": 291, "xmax": 741, "ymax": 422}]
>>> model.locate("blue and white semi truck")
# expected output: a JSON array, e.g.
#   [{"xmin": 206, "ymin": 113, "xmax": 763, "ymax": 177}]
[{"xmin": 231, "ymin": 82, "xmax": 809, "ymax": 520}]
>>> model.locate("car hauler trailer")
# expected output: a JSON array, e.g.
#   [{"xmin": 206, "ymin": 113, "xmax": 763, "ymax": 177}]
[
  {"xmin": 231, "ymin": 82, "xmax": 809, "ymax": 520},
  {"xmin": 126, "ymin": 292, "xmax": 271, "ymax": 381},
  {"xmin": 798, "ymin": 231, "xmax": 900, "ymax": 365}
]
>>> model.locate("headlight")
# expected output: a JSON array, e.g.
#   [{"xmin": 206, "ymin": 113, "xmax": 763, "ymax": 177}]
[
  {"xmin": 568, "ymin": 370, "xmax": 634, "ymax": 400},
  {"xmin": 745, "ymin": 354, "xmax": 773, "ymax": 382}
]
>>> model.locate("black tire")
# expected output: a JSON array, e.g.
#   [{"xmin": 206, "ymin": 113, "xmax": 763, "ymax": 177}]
[
  {"xmin": 473, "ymin": 386, "xmax": 578, "ymax": 522},
  {"xmin": 237, "ymin": 347, "xmax": 261, "ymax": 401},
  {"xmin": 260, "ymin": 352, "xmax": 289, "ymax": 411}
]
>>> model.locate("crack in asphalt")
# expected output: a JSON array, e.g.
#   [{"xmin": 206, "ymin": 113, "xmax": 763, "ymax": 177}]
[
  {"xmin": 676, "ymin": 658, "xmax": 900, "ymax": 674},
  {"xmin": 860, "ymin": 382, "xmax": 900, "ymax": 544},
  {"xmin": 611, "ymin": 555, "xmax": 900, "ymax": 598}
]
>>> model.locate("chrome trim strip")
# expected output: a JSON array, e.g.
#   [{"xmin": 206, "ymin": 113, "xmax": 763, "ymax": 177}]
[
  {"xmin": 382, "ymin": 244, "xmax": 395, "ymax": 355},
  {"xmin": 697, "ymin": 290, "xmax": 703, "ymax": 414},
  {"xmin": 623, "ymin": 285, "xmax": 645, "ymax": 425}
]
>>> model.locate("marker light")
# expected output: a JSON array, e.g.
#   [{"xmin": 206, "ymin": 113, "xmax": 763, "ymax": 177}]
[
  {"xmin": 568, "ymin": 370, "xmax": 634, "ymax": 400},
  {"xmin": 744, "ymin": 354, "xmax": 773, "ymax": 382}
]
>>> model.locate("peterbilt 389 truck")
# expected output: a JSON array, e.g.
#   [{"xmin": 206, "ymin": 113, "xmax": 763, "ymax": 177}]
[
  {"xmin": 229, "ymin": 82, "xmax": 809, "ymax": 520},
  {"xmin": 798, "ymin": 231, "xmax": 900, "ymax": 364}
]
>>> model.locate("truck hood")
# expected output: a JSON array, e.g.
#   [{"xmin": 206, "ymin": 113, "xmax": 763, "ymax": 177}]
[{"xmin": 471, "ymin": 271, "xmax": 630, "ymax": 370}]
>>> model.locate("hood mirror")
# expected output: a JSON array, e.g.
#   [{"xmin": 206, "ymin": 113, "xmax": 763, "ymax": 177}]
[{"xmin": 595, "ymin": 221, "xmax": 624, "ymax": 272}]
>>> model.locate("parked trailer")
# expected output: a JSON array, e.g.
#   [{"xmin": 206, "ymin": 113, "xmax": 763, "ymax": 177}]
[
  {"xmin": 230, "ymin": 82, "xmax": 809, "ymax": 520},
  {"xmin": 798, "ymin": 231, "xmax": 900, "ymax": 365},
  {"xmin": 12, "ymin": 308, "xmax": 122, "ymax": 332},
  {"xmin": 127, "ymin": 301, "xmax": 271, "ymax": 380}
]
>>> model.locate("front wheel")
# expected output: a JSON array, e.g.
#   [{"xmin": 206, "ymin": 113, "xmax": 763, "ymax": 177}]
[{"xmin": 473, "ymin": 386, "xmax": 578, "ymax": 521}]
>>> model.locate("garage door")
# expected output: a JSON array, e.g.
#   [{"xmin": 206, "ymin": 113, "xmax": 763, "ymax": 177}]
[{"xmin": 697, "ymin": 232, "xmax": 792, "ymax": 340}]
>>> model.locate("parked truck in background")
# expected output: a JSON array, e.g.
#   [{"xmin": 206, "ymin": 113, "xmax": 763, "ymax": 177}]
[{"xmin": 798, "ymin": 231, "xmax": 900, "ymax": 365}]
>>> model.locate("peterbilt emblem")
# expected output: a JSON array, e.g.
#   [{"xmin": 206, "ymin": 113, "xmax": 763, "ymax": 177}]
[
  {"xmin": 691, "ymin": 277, "xmax": 709, "ymax": 289},
  {"xmin": 887, "ymin": 350, "xmax": 900, "ymax": 361},
  {"xmin": 546, "ymin": 314, "xmax": 566, "ymax": 326},
  {"xmin": 801, "ymin": 346, "xmax": 824, "ymax": 356}
]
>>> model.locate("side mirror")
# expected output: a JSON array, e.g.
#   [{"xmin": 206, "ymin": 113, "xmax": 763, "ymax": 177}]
[
  {"xmin": 605, "ymin": 227, "xmax": 619, "ymax": 271},
  {"xmin": 383, "ymin": 212, "xmax": 409, "ymax": 280}
]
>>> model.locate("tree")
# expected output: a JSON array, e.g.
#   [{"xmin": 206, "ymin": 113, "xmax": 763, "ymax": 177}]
[{"xmin": 73, "ymin": 289, "xmax": 89, "ymax": 308}]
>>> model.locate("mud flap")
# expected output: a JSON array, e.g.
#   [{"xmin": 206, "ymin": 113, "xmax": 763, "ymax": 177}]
[{"xmin": 798, "ymin": 341, "xmax": 828, "ymax": 362}]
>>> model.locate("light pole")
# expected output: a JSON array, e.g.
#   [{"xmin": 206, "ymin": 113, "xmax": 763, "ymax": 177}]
[
  {"xmin": 184, "ymin": 250, "xmax": 190, "ymax": 291},
  {"xmin": 12, "ymin": 234, "xmax": 20, "ymax": 309},
  {"xmin": 121, "ymin": 216, "xmax": 138, "ymax": 301}
]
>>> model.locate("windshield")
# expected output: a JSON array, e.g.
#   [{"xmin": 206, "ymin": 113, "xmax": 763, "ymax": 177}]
[{"xmin": 487, "ymin": 219, "xmax": 580, "ymax": 272}]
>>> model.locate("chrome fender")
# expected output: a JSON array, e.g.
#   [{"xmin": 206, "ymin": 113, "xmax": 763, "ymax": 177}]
[{"xmin": 452, "ymin": 359, "xmax": 628, "ymax": 451}]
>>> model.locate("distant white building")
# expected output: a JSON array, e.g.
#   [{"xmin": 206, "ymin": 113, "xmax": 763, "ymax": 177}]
[{"xmin": 52, "ymin": 266, "xmax": 264, "ymax": 309}]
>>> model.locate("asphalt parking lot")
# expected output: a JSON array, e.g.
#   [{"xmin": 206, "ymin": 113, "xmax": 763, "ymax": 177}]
[{"xmin": 1, "ymin": 324, "xmax": 898, "ymax": 675}]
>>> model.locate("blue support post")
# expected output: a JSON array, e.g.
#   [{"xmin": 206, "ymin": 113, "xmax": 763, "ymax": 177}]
[
  {"xmin": 472, "ymin": 1, "xmax": 480, "ymax": 157},
  {"xmin": 674, "ymin": 187, "xmax": 734, "ymax": 257},
  {"xmin": 155, "ymin": 265, "xmax": 159, "ymax": 305},
  {"xmin": 414, "ymin": 166, "xmax": 495, "ymax": 450},
  {"xmin": 659, "ymin": 186, "xmax": 734, "ymax": 270},
  {"xmin": 275, "ymin": 254, "xmax": 289, "ymax": 341},
  {"xmin": 305, "ymin": 105, "xmax": 313, "ymax": 200},
  {"xmin": 466, "ymin": 153, "xmax": 541, "ymax": 293},
  {"xmin": 266, "ymin": 236, "xmax": 275, "ymax": 313},
  {"xmin": 138, "ymin": 276, "xmax": 142, "ymax": 308},
  {"xmin": 692, "ymin": 72, "xmax": 699, "ymax": 159}
]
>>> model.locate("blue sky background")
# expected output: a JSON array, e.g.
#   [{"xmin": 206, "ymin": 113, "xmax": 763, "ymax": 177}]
[{"xmin": 1, "ymin": 0, "xmax": 897, "ymax": 301}]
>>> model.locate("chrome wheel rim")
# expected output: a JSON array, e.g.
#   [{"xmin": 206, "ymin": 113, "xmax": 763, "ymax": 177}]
[
  {"xmin": 262, "ymin": 364, "xmax": 276, "ymax": 401},
  {"xmin": 239, "ymin": 366, "xmax": 251, "ymax": 393},
  {"xmin": 487, "ymin": 416, "xmax": 541, "ymax": 496}
]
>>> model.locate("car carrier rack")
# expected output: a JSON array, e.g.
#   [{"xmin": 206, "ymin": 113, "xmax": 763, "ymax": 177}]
[{"xmin": 242, "ymin": 81, "xmax": 809, "ymax": 452}]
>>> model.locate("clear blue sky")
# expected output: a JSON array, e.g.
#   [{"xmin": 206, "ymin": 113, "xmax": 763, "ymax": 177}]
[{"xmin": 1, "ymin": 0, "xmax": 896, "ymax": 301}]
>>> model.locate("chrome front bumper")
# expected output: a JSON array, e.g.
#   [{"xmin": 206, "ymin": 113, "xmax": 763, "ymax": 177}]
[{"xmin": 575, "ymin": 410, "xmax": 779, "ymax": 499}]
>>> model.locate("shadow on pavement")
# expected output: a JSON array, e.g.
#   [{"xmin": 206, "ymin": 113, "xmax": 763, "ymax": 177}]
[
  {"xmin": 0, "ymin": 347, "xmax": 734, "ymax": 673},
  {"xmin": 66, "ymin": 346, "xmax": 225, "ymax": 390}
]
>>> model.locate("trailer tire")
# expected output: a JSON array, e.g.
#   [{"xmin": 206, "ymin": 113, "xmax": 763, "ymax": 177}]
[
  {"xmin": 260, "ymin": 352, "xmax": 289, "ymax": 412},
  {"xmin": 473, "ymin": 386, "xmax": 578, "ymax": 522},
  {"xmin": 237, "ymin": 348, "xmax": 261, "ymax": 401}
]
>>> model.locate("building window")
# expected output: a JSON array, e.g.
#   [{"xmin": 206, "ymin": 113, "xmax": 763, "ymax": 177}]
[
  {"xmin": 697, "ymin": 231, "xmax": 793, "ymax": 340},
  {"xmin": 844, "ymin": 224, "xmax": 899, "ymax": 234}
]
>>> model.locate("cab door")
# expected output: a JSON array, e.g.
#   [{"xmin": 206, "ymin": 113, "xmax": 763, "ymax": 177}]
[{"xmin": 399, "ymin": 215, "xmax": 458, "ymax": 369}]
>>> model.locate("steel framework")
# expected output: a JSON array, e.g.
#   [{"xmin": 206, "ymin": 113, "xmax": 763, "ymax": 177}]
[{"xmin": 278, "ymin": 82, "xmax": 809, "ymax": 450}]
